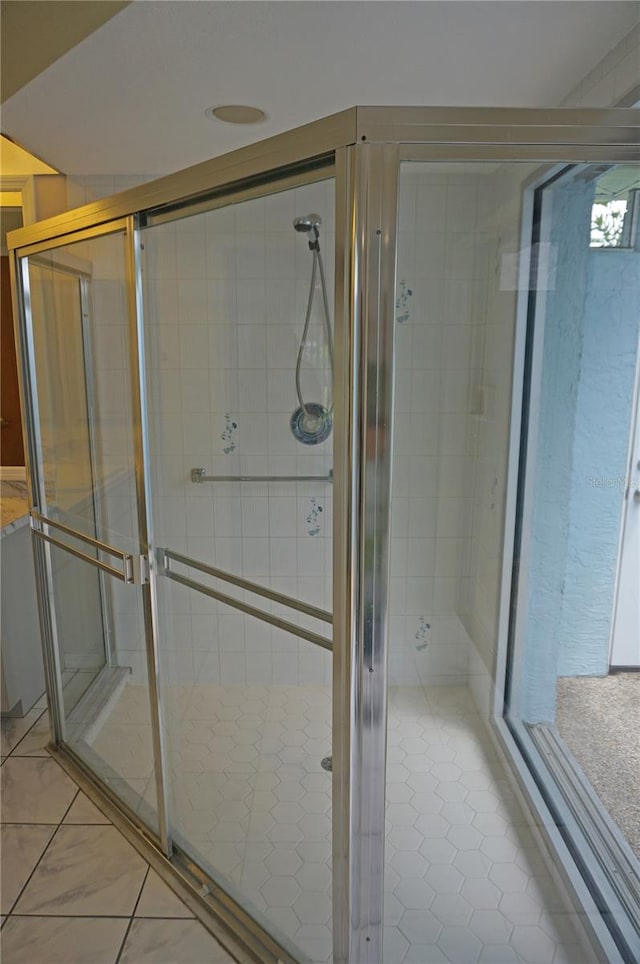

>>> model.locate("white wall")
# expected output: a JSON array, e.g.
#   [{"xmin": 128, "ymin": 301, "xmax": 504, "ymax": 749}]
[{"xmin": 389, "ymin": 167, "xmax": 493, "ymax": 686}]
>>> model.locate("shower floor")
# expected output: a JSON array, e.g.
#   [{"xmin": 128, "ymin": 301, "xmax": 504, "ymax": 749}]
[{"xmin": 73, "ymin": 679, "xmax": 584, "ymax": 963}]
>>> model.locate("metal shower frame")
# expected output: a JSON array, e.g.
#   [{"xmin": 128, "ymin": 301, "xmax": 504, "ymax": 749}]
[{"xmin": 7, "ymin": 106, "xmax": 640, "ymax": 964}]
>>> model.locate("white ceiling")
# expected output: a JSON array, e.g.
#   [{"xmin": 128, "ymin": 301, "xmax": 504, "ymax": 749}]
[{"xmin": 2, "ymin": 1, "xmax": 638, "ymax": 176}]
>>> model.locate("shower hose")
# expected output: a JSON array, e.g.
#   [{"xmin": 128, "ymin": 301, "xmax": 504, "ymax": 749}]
[{"xmin": 295, "ymin": 239, "xmax": 334, "ymax": 426}]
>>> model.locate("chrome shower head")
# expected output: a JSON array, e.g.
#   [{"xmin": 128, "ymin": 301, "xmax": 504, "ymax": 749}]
[{"xmin": 293, "ymin": 214, "xmax": 322, "ymax": 234}]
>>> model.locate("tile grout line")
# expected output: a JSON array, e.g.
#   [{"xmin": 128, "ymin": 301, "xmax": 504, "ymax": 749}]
[
  {"xmin": 2, "ymin": 736, "xmax": 153, "ymax": 960},
  {"xmin": 7, "ymin": 913, "xmax": 134, "ymax": 920},
  {"xmin": 2, "ymin": 705, "xmax": 48, "ymax": 759},
  {"xmin": 114, "ymin": 864, "xmax": 151, "ymax": 964},
  {"xmin": 2, "ymin": 749, "xmax": 99, "ymax": 921},
  {"xmin": 4, "ymin": 787, "xmax": 79, "ymax": 916}
]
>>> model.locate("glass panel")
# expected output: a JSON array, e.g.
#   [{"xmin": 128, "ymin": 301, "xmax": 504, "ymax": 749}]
[
  {"xmin": 385, "ymin": 161, "xmax": 589, "ymax": 962},
  {"xmin": 27, "ymin": 252, "xmax": 108, "ymax": 709},
  {"xmin": 48, "ymin": 545, "xmax": 158, "ymax": 830},
  {"xmin": 507, "ymin": 164, "xmax": 640, "ymax": 916},
  {"xmin": 158, "ymin": 581, "xmax": 332, "ymax": 961},
  {"xmin": 142, "ymin": 181, "xmax": 334, "ymax": 614},
  {"xmin": 142, "ymin": 177, "xmax": 335, "ymax": 961},
  {"xmin": 27, "ymin": 235, "xmax": 135, "ymax": 545},
  {"xmin": 24, "ymin": 232, "xmax": 159, "ymax": 831}
]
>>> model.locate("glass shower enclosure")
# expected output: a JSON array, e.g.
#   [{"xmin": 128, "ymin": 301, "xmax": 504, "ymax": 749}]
[{"xmin": 8, "ymin": 108, "xmax": 640, "ymax": 964}]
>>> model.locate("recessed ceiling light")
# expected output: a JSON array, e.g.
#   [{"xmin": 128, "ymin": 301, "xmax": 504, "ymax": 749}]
[{"xmin": 206, "ymin": 105, "xmax": 267, "ymax": 125}]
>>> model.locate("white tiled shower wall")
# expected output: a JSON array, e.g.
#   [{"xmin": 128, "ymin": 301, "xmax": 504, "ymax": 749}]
[
  {"xmin": 68, "ymin": 169, "xmax": 562, "ymax": 698},
  {"xmin": 140, "ymin": 180, "xmax": 335, "ymax": 687},
  {"xmin": 140, "ymin": 171, "xmax": 505, "ymax": 692},
  {"xmin": 390, "ymin": 169, "xmax": 490, "ymax": 687},
  {"xmin": 460, "ymin": 163, "xmax": 534, "ymax": 717}
]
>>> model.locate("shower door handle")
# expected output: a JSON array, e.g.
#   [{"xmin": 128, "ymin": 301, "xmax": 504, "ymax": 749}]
[{"xmin": 30, "ymin": 511, "xmax": 150, "ymax": 585}]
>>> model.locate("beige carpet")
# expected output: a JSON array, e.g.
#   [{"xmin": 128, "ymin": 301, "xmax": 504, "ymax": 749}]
[{"xmin": 556, "ymin": 673, "xmax": 640, "ymax": 859}]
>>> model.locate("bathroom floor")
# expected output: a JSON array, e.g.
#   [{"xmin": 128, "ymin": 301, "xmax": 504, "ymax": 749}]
[
  {"xmin": 25, "ymin": 676, "xmax": 590, "ymax": 963},
  {"xmin": 0, "ymin": 702, "xmax": 234, "ymax": 964}
]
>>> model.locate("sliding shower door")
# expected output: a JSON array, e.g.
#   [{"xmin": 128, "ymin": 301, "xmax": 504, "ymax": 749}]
[
  {"xmin": 141, "ymin": 175, "xmax": 336, "ymax": 963},
  {"xmin": 19, "ymin": 226, "xmax": 163, "ymax": 835},
  {"xmin": 26, "ymin": 255, "xmax": 107, "ymax": 710}
]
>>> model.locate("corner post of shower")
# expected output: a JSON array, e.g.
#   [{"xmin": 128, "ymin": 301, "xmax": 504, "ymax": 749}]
[
  {"xmin": 341, "ymin": 139, "xmax": 400, "ymax": 964},
  {"xmin": 331, "ymin": 143, "xmax": 357, "ymax": 964}
]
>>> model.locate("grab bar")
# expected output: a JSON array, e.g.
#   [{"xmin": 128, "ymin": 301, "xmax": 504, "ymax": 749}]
[
  {"xmin": 162, "ymin": 548, "xmax": 332, "ymax": 624},
  {"xmin": 191, "ymin": 467, "xmax": 333, "ymax": 484},
  {"xmin": 161, "ymin": 548, "xmax": 333, "ymax": 652},
  {"xmin": 165, "ymin": 569, "xmax": 333, "ymax": 653}
]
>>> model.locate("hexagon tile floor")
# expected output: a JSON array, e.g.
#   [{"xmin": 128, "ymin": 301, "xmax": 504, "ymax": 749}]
[{"xmin": 5, "ymin": 680, "xmax": 589, "ymax": 963}]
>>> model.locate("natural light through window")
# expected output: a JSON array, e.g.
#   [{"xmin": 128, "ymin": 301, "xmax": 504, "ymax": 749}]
[{"xmin": 590, "ymin": 198, "xmax": 628, "ymax": 248}]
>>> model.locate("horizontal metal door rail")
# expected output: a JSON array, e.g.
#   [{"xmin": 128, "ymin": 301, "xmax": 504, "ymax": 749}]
[
  {"xmin": 30, "ymin": 511, "xmax": 137, "ymax": 583},
  {"xmin": 31, "ymin": 529, "xmax": 132, "ymax": 582},
  {"xmin": 191, "ymin": 467, "xmax": 334, "ymax": 484},
  {"xmin": 31, "ymin": 511, "xmax": 131, "ymax": 558},
  {"xmin": 164, "ymin": 569, "xmax": 333, "ymax": 653},
  {"xmin": 162, "ymin": 548, "xmax": 332, "ymax": 624}
]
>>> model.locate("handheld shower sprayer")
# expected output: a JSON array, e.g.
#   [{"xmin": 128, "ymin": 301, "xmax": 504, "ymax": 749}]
[
  {"xmin": 290, "ymin": 214, "xmax": 334, "ymax": 445},
  {"xmin": 293, "ymin": 214, "xmax": 321, "ymax": 250}
]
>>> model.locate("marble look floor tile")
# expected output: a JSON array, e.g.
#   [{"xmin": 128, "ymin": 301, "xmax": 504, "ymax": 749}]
[
  {"xmin": 119, "ymin": 918, "xmax": 235, "ymax": 963},
  {"xmin": 11, "ymin": 714, "xmax": 51, "ymax": 757},
  {"xmin": 63, "ymin": 791, "xmax": 111, "ymax": 825},
  {"xmin": 34, "ymin": 690, "xmax": 48, "ymax": 710},
  {"xmin": 0, "ymin": 707, "xmax": 44, "ymax": 755},
  {"xmin": 135, "ymin": 869, "xmax": 195, "ymax": 918},
  {"xmin": 0, "ymin": 915, "xmax": 129, "ymax": 963},
  {"xmin": 0, "ymin": 757, "xmax": 77, "ymax": 823},
  {"xmin": 0, "ymin": 824, "xmax": 56, "ymax": 913},
  {"xmin": 15, "ymin": 824, "xmax": 147, "ymax": 917}
]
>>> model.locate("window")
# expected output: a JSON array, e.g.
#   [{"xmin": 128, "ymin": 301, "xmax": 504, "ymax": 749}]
[{"xmin": 589, "ymin": 166, "xmax": 640, "ymax": 248}]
